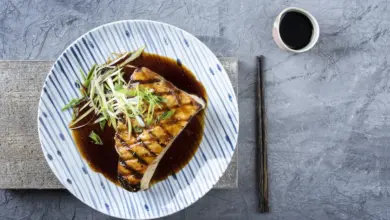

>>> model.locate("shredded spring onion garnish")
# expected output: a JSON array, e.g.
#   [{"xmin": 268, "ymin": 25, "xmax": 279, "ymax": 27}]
[{"xmin": 62, "ymin": 46, "xmax": 166, "ymax": 135}]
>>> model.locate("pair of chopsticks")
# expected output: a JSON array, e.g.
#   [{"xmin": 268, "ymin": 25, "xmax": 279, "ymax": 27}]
[{"xmin": 256, "ymin": 56, "xmax": 269, "ymax": 213}]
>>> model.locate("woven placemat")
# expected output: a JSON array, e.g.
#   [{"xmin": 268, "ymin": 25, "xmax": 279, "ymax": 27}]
[{"xmin": 0, "ymin": 57, "xmax": 238, "ymax": 189}]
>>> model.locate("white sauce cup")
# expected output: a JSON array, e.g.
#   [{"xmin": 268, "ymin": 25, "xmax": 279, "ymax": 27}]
[{"xmin": 272, "ymin": 7, "xmax": 320, "ymax": 53}]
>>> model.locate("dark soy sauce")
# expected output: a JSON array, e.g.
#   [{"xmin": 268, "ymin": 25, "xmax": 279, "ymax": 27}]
[
  {"xmin": 72, "ymin": 52, "xmax": 207, "ymax": 186},
  {"xmin": 279, "ymin": 11, "xmax": 313, "ymax": 50}
]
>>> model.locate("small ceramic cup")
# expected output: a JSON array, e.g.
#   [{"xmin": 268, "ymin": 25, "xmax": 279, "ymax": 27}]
[{"xmin": 272, "ymin": 7, "xmax": 320, "ymax": 53}]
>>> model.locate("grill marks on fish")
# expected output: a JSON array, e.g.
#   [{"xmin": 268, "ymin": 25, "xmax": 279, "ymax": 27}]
[
  {"xmin": 132, "ymin": 78, "xmax": 162, "ymax": 84},
  {"xmin": 115, "ymin": 67, "xmax": 206, "ymax": 192}
]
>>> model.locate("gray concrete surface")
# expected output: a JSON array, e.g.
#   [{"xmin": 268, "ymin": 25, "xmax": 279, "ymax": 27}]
[{"xmin": 0, "ymin": 0, "xmax": 389, "ymax": 219}]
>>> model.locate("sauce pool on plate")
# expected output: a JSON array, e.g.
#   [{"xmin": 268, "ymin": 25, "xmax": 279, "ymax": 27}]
[{"xmin": 72, "ymin": 52, "xmax": 207, "ymax": 186}]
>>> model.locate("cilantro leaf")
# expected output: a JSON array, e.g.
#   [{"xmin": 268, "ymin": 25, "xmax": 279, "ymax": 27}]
[
  {"xmin": 62, "ymin": 98, "xmax": 82, "ymax": 111},
  {"xmin": 159, "ymin": 110, "xmax": 175, "ymax": 121},
  {"xmin": 89, "ymin": 131, "xmax": 103, "ymax": 145}
]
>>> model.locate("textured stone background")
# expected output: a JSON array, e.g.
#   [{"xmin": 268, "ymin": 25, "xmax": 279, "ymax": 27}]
[{"xmin": 1, "ymin": 0, "xmax": 390, "ymax": 219}]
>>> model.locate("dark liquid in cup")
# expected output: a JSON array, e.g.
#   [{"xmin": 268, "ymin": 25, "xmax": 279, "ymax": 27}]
[{"xmin": 279, "ymin": 11, "xmax": 313, "ymax": 50}]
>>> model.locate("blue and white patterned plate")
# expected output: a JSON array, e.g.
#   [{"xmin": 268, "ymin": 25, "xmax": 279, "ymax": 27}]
[{"xmin": 37, "ymin": 20, "xmax": 239, "ymax": 219}]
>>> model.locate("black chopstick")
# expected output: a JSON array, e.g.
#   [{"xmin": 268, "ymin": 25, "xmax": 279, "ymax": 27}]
[{"xmin": 256, "ymin": 56, "xmax": 269, "ymax": 212}]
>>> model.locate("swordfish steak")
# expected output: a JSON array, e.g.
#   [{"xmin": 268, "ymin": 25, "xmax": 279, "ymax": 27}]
[{"xmin": 115, "ymin": 67, "xmax": 206, "ymax": 192}]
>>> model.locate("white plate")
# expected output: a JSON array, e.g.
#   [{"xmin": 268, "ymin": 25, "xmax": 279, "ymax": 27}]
[{"xmin": 37, "ymin": 20, "xmax": 239, "ymax": 219}]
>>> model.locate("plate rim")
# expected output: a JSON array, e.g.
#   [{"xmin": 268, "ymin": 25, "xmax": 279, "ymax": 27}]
[{"xmin": 37, "ymin": 19, "xmax": 239, "ymax": 219}]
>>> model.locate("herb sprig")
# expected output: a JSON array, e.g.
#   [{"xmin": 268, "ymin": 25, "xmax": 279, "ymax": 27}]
[
  {"xmin": 158, "ymin": 110, "xmax": 175, "ymax": 122},
  {"xmin": 89, "ymin": 131, "xmax": 103, "ymax": 145},
  {"xmin": 62, "ymin": 46, "xmax": 169, "ymax": 135}
]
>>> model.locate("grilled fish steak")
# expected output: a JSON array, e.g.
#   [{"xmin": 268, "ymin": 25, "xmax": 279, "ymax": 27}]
[{"xmin": 115, "ymin": 67, "xmax": 206, "ymax": 192}]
